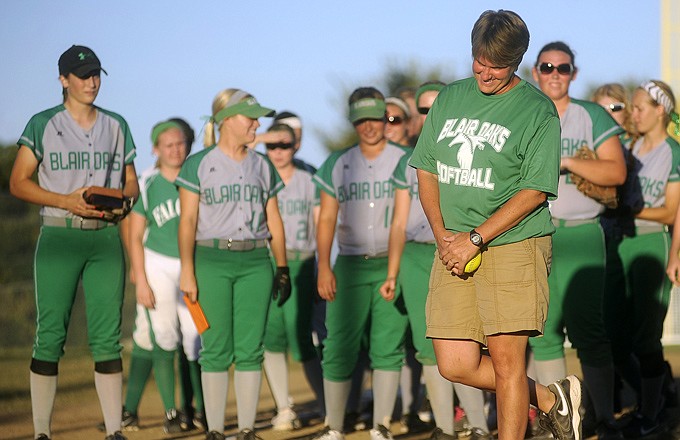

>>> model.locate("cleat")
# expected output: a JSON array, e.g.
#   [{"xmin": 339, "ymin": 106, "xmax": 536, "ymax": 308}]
[
  {"xmin": 271, "ymin": 407, "xmax": 302, "ymax": 430},
  {"xmin": 36, "ymin": 435, "xmax": 51, "ymax": 440},
  {"xmin": 370, "ymin": 424, "xmax": 393, "ymax": 440},
  {"xmin": 540, "ymin": 375, "xmax": 583, "ymax": 440},
  {"xmin": 205, "ymin": 430, "xmax": 225, "ymax": 440},
  {"xmin": 237, "ymin": 428, "xmax": 263, "ymax": 440},
  {"xmin": 429, "ymin": 427, "xmax": 457, "ymax": 440},
  {"xmin": 194, "ymin": 411, "xmax": 207, "ymax": 432},
  {"xmin": 104, "ymin": 431, "xmax": 127, "ymax": 440},
  {"xmin": 121, "ymin": 409, "xmax": 139, "ymax": 431},
  {"xmin": 164, "ymin": 408, "xmax": 183, "ymax": 434},
  {"xmin": 312, "ymin": 426, "xmax": 345, "ymax": 440}
]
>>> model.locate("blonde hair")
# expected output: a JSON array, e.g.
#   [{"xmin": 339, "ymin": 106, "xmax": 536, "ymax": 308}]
[
  {"xmin": 591, "ymin": 83, "xmax": 636, "ymax": 138},
  {"xmin": 637, "ymin": 80, "xmax": 676, "ymax": 127},
  {"xmin": 203, "ymin": 88, "xmax": 255, "ymax": 147}
]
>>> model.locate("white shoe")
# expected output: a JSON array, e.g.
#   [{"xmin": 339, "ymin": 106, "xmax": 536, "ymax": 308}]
[
  {"xmin": 370, "ymin": 424, "xmax": 393, "ymax": 440},
  {"xmin": 312, "ymin": 426, "xmax": 345, "ymax": 440},
  {"xmin": 271, "ymin": 407, "xmax": 301, "ymax": 431}
]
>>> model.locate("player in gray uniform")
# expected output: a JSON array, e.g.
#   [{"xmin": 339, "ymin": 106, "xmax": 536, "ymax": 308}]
[
  {"xmin": 529, "ymin": 41, "xmax": 626, "ymax": 439},
  {"xmin": 9, "ymin": 45, "xmax": 138, "ymax": 440},
  {"xmin": 312, "ymin": 87, "xmax": 409, "ymax": 440},
  {"xmin": 262, "ymin": 123, "xmax": 324, "ymax": 430},
  {"xmin": 176, "ymin": 88, "xmax": 289, "ymax": 440}
]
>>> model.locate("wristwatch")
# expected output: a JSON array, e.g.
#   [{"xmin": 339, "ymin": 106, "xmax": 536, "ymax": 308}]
[{"xmin": 469, "ymin": 229, "xmax": 484, "ymax": 247}]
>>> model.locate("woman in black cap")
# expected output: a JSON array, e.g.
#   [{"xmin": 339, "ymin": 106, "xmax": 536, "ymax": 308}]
[{"xmin": 10, "ymin": 44, "xmax": 139, "ymax": 440}]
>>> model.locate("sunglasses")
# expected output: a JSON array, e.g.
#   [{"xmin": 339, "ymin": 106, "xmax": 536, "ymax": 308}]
[
  {"xmin": 265, "ymin": 143, "xmax": 294, "ymax": 150},
  {"xmin": 607, "ymin": 102, "xmax": 625, "ymax": 112},
  {"xmin": 417, "ymin": 106, "xmax": 430, "ymax": 115},
  {"xmin": 537, "ymin": 62, "xmax": 574, "ymax": 76},
  {"xmin": 386, "ymin": 115, "xmax": 404, "ymax": 125}
]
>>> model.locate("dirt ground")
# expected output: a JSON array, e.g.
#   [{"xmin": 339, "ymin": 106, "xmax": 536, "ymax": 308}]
[{"xmin": 3, "ymin": 345, "xmax": 680, "ymax": 440}]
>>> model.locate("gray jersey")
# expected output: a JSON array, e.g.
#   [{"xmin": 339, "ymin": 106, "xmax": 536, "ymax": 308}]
[
  {"xmin": 18, "ymin": 104, "xmax": 137, "ymax": 217},
  {"xmin": 391, "ymin": 151, "xmax": 434, "ymax": 243},
  {"xmin": 549, "ymin": 99, "xmax": 624, "ymax": 220},
  {"xmin": 313, "ymin": 142, "xmax": 408, "ymax": 255},
  {"xmin": 176, "ymin": 147, "xmax": 283, "ymax": 241},
  {"xmin": 631, "ymin": 136, "xmax": 680, "ymax": 228},
  {"xmin": 279, "ymin": 160, "xmax": 319, "ymax": 253}
]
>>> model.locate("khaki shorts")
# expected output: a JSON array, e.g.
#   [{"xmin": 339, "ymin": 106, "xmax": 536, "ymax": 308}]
[{"xmin": 426, "ymin": 236, "xmax": 552, "ymax": 346}]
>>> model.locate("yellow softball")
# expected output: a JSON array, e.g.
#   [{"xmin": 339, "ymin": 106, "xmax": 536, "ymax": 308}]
[{"xmin": 465, "ymin": 253, "xmax": 482, "ymax": 273}]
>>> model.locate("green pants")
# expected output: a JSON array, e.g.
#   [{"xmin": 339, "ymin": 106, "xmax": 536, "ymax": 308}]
[
  {"xmin": 195, "ymin": 246, "xmax": 272, "ymax": 372},
  {"xmin": 399, "ymin": 242, "xmax": 437, "ymax": 366},
  {"xmin": 322, "ymin": 255, "xmax": 408, "ymax": 381},
  {"xmin": 33, "ymin": 225, "xmax": 124, "ymax": 363},
  {"xmin": 608, "ymin": 231, "xmax": 671, "ymax": 357},
  {"xmin": 264, "ymin": 255, "xmax": 318, "ymax": 362},
  {"xmin": 529, "ymin": 222, "xmax": 613, "ymax": 366}
]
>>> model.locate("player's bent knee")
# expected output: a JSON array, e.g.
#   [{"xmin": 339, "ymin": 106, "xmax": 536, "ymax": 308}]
[
  {"xmin": 31, "ymin": 358, "xmax": 59, "ymax": 376},
  {"xmin": 95, "ymin": 359, "xmax": 123, "ymax": 374}
]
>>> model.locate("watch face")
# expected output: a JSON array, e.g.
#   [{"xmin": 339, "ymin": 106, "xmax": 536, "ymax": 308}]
[{"xmin": 471, "ymin": 232, "xmax": 482, "ymax": 246}]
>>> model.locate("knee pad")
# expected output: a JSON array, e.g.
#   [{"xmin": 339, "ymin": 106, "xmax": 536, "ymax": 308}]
[
  {"xmin": 30, "ymin": 358, "xmax": 58, "ymax": 376},
  {"xmin": 638, "ymin": 351, "xmax": 665, "ymax": 377},
  {"xmin": 95, "ymin": 359, "xmax": 123, "ymax": 374}
]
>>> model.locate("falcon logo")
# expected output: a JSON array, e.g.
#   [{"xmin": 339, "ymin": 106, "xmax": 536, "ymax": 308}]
[{"xmin": 449, "ymin": 132, "xmax": 486, "ymax": 171}]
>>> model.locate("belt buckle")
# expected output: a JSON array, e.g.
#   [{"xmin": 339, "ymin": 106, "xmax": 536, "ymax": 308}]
[{"xmin": 78, "ymin": 217, "xmax": 99, "ymax": 230}]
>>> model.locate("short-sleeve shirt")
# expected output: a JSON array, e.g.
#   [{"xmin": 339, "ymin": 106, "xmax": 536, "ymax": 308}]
[
  {"xmin": 175, "ymin": 147, "xmax": 283, "ymax": 241},
  {"xmin": 313, "ymin": 142, "xmax": 408, "ymax": 256},
  {"xmin": 278, "ymin": 159, "xmax": 319, "ymax": 253},
  {"xmin": 409, "ymin": 77, "xmax": 560, "ymax": 247},
  {"xmin": 390, "ymin": 150, "xmax": 435, "ymax": 243},
  {"xmin": 133, "ymin": 168, "xmax": 180, "ymax": 258},
  {"xmin": 549, "ymin": 99, "xmax": 625, "ymax": 220},
  {"xmin": 18, "ymin": 104, "xmax": 137, "ymax": 218},
  {"xmin": 630, "ymin": 136, "xmax": 680, "ymax": 228}
]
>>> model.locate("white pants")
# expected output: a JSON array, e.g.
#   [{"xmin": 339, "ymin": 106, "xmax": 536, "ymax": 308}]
[{"xmin": 132, "ymin": 248, "xmax": 201, "ymax": 360}]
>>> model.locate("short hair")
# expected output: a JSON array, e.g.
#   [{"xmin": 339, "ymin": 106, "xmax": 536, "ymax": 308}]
[
  {"xmin": 535, "ymin": 41, "xmax": 576, "ymax": 67},
  {"xmin": 348, "ymin": 87, "xmax": 384, "ymax": 106},
  {"xmin": 471, "ymin": 10, "xmax": 529, "ymax": 70}
]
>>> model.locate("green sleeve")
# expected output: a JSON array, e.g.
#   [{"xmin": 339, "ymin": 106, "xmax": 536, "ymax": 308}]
[
  {"xmin": 390, "ymin": 153, "xmax": 411, "ymax": 189},
  {"xmin": 313, "ymin": 150, "xmax": 344, "ymax": 198}
]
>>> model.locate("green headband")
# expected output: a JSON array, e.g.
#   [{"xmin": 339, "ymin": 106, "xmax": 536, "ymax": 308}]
[
  {"xmin": 211, "ymin": 96, "xmax": 275, "ymax": 124},
  {"xmin": 671, "ymin": 111, "xmax": 680, "ymax": 137},
  {"xmin": 151, "ymin": 121, "xmax": 182, "ymax": 145},
  {"xmin": 348, "ymin": 98, "xmax": 386, "ymax": 123},
  {"xmin": 415, "ymin": 83, "xmax": 445, "ymax": 107}
]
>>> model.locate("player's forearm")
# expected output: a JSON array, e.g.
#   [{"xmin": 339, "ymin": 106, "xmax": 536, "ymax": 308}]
[
  {"xmin": 10, "ymin": 175, "xmax": 70, "ymax": 210},
  {"xmin": 122, "ymin": 164, "xmax": 140, "ymax": 200},
  {"xmin": 316, "ymin": 219, "xmax": 335, "ymax": 269},
  {"xmin": 386, "ymin": 225, "xmax": 406, "ymax": 279},
  {"xmin": 636, "ymin": 206, "xmax": 676, "ymax": 226}
]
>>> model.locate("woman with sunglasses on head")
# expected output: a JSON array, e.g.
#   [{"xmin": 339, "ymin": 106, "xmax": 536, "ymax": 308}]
[
  {"xmin": 312, "ymin": 87, "xmax": 410, "ymax": 440},
  {"xmin": 10, "ymin": 45, "xmax": 138, "ymax": 440},
  {"xmin": 528, "ymin": 41, "xmax": 626, "ymax": 440},
  {"xmin": 262, "ymin": 122, "xmax": 325, "ymax": 430},
  {"xmin": 176, "ymin": 89, "xmax": 290, "ymax": 440},
  {"xmin": 615, "ymin": 80, "xmax": 680, "ymax": 438},
  {"xmin": 384, "ymin": 97, "xmax": 411, "ymax": 146}
]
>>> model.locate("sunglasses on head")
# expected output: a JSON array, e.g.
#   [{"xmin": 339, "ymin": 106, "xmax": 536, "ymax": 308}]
[
  {"xmin": 607, "ymin": 102, "xmax": 625, "ymax": 112},
  {"xmin": 265, "ymin": 142, "xmax": 294, "ymax": 150},
  {"xmin": 386, "ymin": 115, "xmax": 404, "ymax": 125},
  {"xmin": 417, "ymin": 106, "xmax": 430, "ymax": 115},
  {"xmin": 537, "ymin": 62, "xmax": 574, "ymax": 76}
]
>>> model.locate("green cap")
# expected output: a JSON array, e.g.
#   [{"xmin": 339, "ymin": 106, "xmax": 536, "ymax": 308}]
[
  {"xmin": 415, "ymin": 83, "xmax": 445, "ymax": 107},
  {"xmin": 348, "ymin": 98, "xmax": 386, "ymax": 123},
  {"xmin": 212, "ymin": 90, "xmax": 275, "ymax": 123}
]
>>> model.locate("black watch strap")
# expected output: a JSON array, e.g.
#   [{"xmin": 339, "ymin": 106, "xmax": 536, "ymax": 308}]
[{"xmin": 470, "ymin": 229, "xmax": 484, "ymax": 247}]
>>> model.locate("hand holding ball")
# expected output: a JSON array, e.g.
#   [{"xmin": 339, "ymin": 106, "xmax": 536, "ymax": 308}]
[{"xmin": 464, "ymin": 253, "xmax": 482, "ymax": 273}]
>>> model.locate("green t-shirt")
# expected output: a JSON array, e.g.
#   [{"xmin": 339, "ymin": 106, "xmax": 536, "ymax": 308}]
[
  {"xmin": 132, "ymin": 168, "xmax": 180, "ymax": 258},
  {"xmin": 409, "ymin": 77, "xmax": 560, "ymax": 246}
]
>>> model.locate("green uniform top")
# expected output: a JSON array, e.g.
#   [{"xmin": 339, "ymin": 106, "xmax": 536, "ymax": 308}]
[
  {"xmin": 409, "ymin": 77, "xmax": 560, "ymax": 246},
  {"xmin": 390, "ymin": 150, "xmax": 435, "ymax": 243},
  {"xmin": 18, "ymin": 104, "xmax": 137, "ymax": 218},
  {"xmin": 313, "ymin": 142, "xmax": 408, "ymax": 255},
  {"xmin": 176, "ymin": 146, "xmax": 283, "ymax": 241},
  {"xmin": 549, "ymin": 99, "xmax": 625, "ymax": 220},
  {"xmin": 279, "ymin": 159, "xmax": 319, "ymax": 253},
  {"xmin": 630, "ymin": 135, "xmax": 680, "ymax": 228},
  {"xmin": 133, "ymin": 168, "xmax": 180, "ymax": 257}
]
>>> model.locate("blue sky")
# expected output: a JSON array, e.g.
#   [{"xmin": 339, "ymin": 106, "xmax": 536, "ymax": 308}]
[{"xmin": 0, "ymin": 0, "xmax": 659, "ymax": 170}]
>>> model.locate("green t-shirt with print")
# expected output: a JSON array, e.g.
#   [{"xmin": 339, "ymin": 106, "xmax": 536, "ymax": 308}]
[{"xmin": 409, "ymin": 77, "xmax": 560, "ymax": 246}]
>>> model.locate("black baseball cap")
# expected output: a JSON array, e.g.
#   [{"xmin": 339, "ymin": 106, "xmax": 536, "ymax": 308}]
[{"xmin": 58, "ymin": 45, "xmax": 107, "ymax": 78}]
